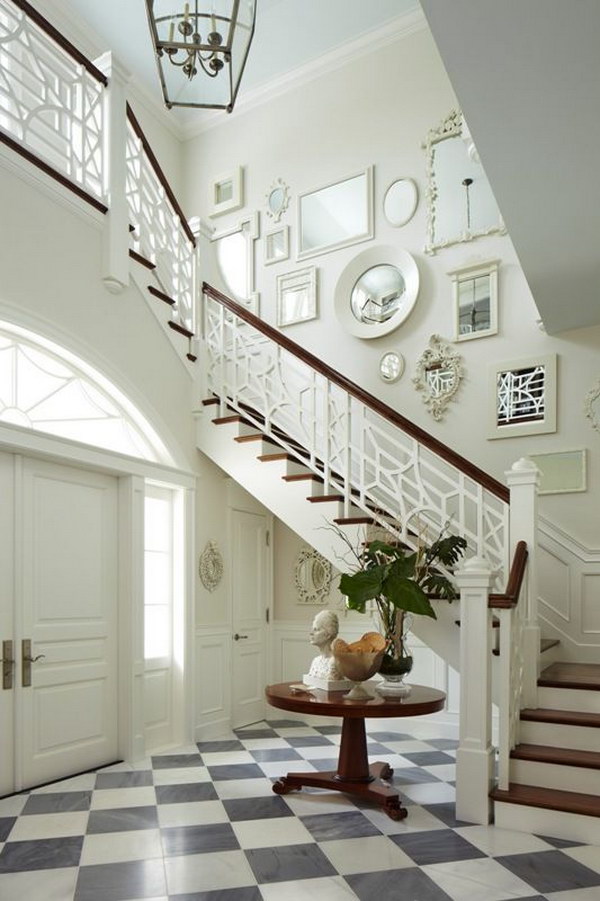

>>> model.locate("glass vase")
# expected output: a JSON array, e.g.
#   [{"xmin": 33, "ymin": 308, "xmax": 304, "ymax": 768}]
[{"xmin": 377, "ymin": 610, "xmax": 413, "ymax": 697}]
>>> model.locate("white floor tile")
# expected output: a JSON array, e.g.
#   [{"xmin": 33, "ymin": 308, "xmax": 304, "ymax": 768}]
[
  {"xmin": 8, "ymin": 811, "xmax": 89, "ymax": 841},
  {"xmin": 152, "ymin": 766, "xmax": 210, "ymax": 785},
  {"xmin": 213, "ymin": 778, "xmax": 277, "ymax": 800},
  {"xmin": 34, "ymin": 774, "xmax": 97, "ymax": 794},
  {"xmin": 294, "ymin": 745, "xmax": 340, "ymax": 760},
  {"xmin": 259, "ymin": 875, "xmax": 357, "ymax": 900},
  {"xmin": 0, "ymin": 867, "xmax": 78, "ymax": 901},
  {"xmin": 399, "ymin": 781, "xmax": 456, "ymax": 805},
  {"xmin": 423, "ymin": 857, "xmax": 536, "ymax": 901},
  {"xmin": 90, "ymin": 786, "xmax": 157, "ymax": 809},
  {"xmin": 165, "ymin": 849, "xmax": 257, "ymax": 894},
  {"xmin": 200, "ymin": 751, "xmax": 256, "ymax": 766},
  {"xmin": 80, "ymin": 828, "xmax": 163, "ymax": 865},
  {"xmin": 281, "ymin": 791, "xmax": 358, "ymax": 817},
  {"xmin": 362, "ymin": 803, "xmax": 449, "ymax": 834},
  {"xmin": 258, "ymin": 760, "xmax": 317, "ymax": 778},
  {"xmin": 454, "ymin": 824, "xmax": 556, "ymax": 856},
  {"xmin": 232, "ymin": 816, "xmax": 315, "ymax": 849},
  {"xmin": 238, "ymin": 738, "xmax": 291, "ymax": 750},
  {"xmin": 422, "ymin": 764, "xmax": 456, "ymax": 782},
  {"xmin": 0, "ymin": 795, "xmax": 28, "ymax": 817},
  {"xmin": 271, "ymin": 727, "xmax": 321, "ymax": 737},
  {"xmin": 381, "ymin": 740, "xmax": 435, "ymax": 753},
  {"xmin": 320, "ymin": 834, "xmax": 414, "ymax": 874},
  {"xmin": 546, "ymin": 889, "xmax": 600, "ymax": 900},
  {"xmin": 562, "ymin": 844, "xmax": 600, "ymax": 875},
  {"xmin": 157, "ymin": 800, "xmax": 229, "ymax": 827}
]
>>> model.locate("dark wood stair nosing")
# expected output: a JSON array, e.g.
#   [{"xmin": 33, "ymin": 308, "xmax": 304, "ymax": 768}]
[
  {"xmin": 511, "ymin": 743, "xmax": 600, "ymax": 770},
  {"xmin": 129, "ymin": 249, "xmax": 155, "ymax": 270},
  {"xmin": 148, "ymin": 285, "xmax": 176, "ymax": 306},
  {"xmin": 491, "ymin": 782, "xmax": 600, "ymax": 818},
  {"xmin": 333, "ymin": 516, "xmax": 375, "ymax": 525},
  {"xmin": 282, "ymin": 473, "xmax": 323, "ymax": 484},
  {"xmin": 520, "ymin": 708, "xmax": 600, "ymax": 728},
  {"xmin": 168, "ymin": 320, "xmax": 194, "ymax": 339}
]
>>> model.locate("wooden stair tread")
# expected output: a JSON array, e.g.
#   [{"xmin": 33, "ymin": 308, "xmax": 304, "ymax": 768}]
[
  {"xmin": 334, "ymin": 516, "xmax": 375, "ymax": 525},
  {"xmin": 202, "ymin": 397, "xmax": 219, "ymax": 406},
  {"xmin": 282, "ymin": 473, "xmax": 323, "ymax": 483},
  {"xmin": 307, "ymin": 494, "xmax": 344, "ymax": 503},
  {"xmin": 521, "ymin": 708, "xmax": 600, "ymax": 728},
  {"xmin": 212, "ymin": 415, "xmax": 252, "ymax": 426},
  {"xmin": 234, "ymin": 434, "xmax": 277, "ymax": 445},
  {"xmin": 511, "ymin": 743, "xmax": 600, "ymax": 769},
  {"xmin": 490, "ymin": 783, "xmax": 600, "ymax": 817},
  {"xmin": 258, "ymin": 452, "xmax": 295, "ymax": 462},
  {"xmin": 539, "ymin": 662, "xmax": 600, "ymax": 691}
]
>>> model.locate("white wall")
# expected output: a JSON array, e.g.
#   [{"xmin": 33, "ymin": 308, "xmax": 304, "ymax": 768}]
[{"xmin": 183, "ymin": 24, "xmax": 600, "ymax": 552}]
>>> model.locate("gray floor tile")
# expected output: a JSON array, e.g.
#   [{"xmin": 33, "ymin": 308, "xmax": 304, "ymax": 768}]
[
  {"xmin": 266, "ymin": 720, "xmax": 306, "ymax": 729},
  {"xmin": 427, "ymin": 739, "xmax": 459, "ymax": 750},
  {"xmin": 151, "ymin": 755, "xmax": 203, "ymax": 770},
  {"xmin": 87, "ymin": 805, "xmax": 159, "ymax": 834},
  {"xmin": 169, "ymin": 889, "xmax": 262, "ymax": 901},
  {"xmin": 365, "ymin": 742, "xmax": 396, "ymax": 755},
  {"xmin": 249, "ymin": 748, "xmax": 302, "ymax": 763},
  {"xmin": 74, "ymin": 858, "xmax": 167, "ymax": 900},
  {"xmin": 346, "ymin": 867, "xmax": 453, "ymax": 900},
  {"xmin": 367, "ymin": 732, "xmax": 413, "ymax": 742},
  {"xmin": 22, "ymin": 791, "xmax": 91, "ymax": 814},
  {"xmin": 285, "ymin": 737, "xmax": 334, "ymax": 748},
  {"xmin": 301, "ymin": 811, "xmax": 381, "ymax": 842},
  {"xmin": 401, "ymin": 751, "xmax": 456, "ymax": 766},
  {"xmin": 208, "ymin": 764, "xmax": 265, "ymax": 782},
  {"xmin": 422, "ymin": 802, "xmax": 471, "ymax": 828},
  {"xmin": 155, "ymin": 783, "xmax": 217, "ymax": 805},
  {"xmin": 222, "ymin": 796, "xmax": 293, "ymax": 822},
  {"xmin": 497, "ymin": 849, "xmax": 600, "ymax": 893},
  {"xmin": 234, "ymin": 729, "xmax": 278, "ymax": 739},
  {"xmin": 314, "ymin": 726, "xmax": 342, "ymax": 735},
  {"xmin": 0, "ymin": 835, "xmax": 83, "ymax": 872},
  {"xmin": 196, "ymin": 741, "xmax": 245, "ymax": 753},
  {"xmin": 161, "ymin": 822, "xmax": 239, "ymax": 857},
  {"xmin": 0, "ymin": 818, "xmax": 15, "ymax": 842},
  {"xmin": 535, "ymin": 833, "xmax": 585, "ymax": 848},
  {"xmin": 392, "ymin": 767, "xmax": 441, "ymax": 785},
  {"xmin": 245, "ymin": 842, "xmax": 336, "ymax": 883},
  {"xmin": 95, "ymin": 772, "xmax": 153, "ymax": 790},
  {"xmin": 390, "ymin": 828, "xmax": 486, "ymax": 865}
]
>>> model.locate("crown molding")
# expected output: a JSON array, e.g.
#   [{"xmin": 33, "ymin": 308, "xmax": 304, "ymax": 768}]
[{"xmin": 180, "ymin": 7, "xmax": 428, "ymax": 140}]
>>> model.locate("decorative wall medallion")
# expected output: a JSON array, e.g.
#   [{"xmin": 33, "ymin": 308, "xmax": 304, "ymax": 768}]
[
  {"xmin": 295, "ymin": 547, "xmax": 332, "ymax": 605},
  {"xmin": 265, "ymin": 178, "xmax": 290, "ymax": 223},
  {"xmin": 199, "ymin": 540, "xmax": 224, "ymax": 592},
  {"xmin": 413, "ymin": 334, "xmax": 464, "ymax": 420}
]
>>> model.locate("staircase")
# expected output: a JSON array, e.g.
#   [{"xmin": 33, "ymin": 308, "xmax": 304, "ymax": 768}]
[{"xmin": 493, "ymin": 663, "xmax": 600, "ymax": 842}]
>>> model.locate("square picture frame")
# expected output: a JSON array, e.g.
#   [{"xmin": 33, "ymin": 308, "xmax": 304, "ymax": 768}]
[
  {"xmin": 264, "ymin": 225, "xmax": 290, "ymax": 266},
  {"xmin": 488, "ymin": 353, "xmax": 557, "ymax": 439},
  {"xmin": 276, "ymin": 266, "xmax": 318, "ymax": 327},
  {"xmin": 449, "ymin": 259, "xmax": 499, "ymax": 341},
  {"xmin": 209, "ymin": 167, "xmax": 244, "ymax": 217},
  {"xmin": 528, "ymin": 449, "xmax": 586, "ymax": 495}
]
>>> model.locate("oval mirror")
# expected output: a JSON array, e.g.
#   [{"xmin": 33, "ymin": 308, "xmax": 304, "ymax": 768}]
[
  {"xmin": 269, "ymin": 188, "xmax": 285, "ymax": 214},
  {"xmin": 379, "ymin": 352, "xmax": 404, "ymax": 383},
  {"xmin": 265, "ymin": 178, "xmax": 290, "ymax": 223},
  {"xmin": 351, "ymin": 264, "xmax": 406, "ymax": 325},
  {"xmin": 383, "ymin": 178, "xmax": 418, "ymax": 227}
]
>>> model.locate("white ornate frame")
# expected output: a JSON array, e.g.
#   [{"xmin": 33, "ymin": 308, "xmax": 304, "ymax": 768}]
[
  {"xmin": 585, "ymin": 376, "xmax": 600, "ymax": 436},
  {"xmin": 449, "ymin": 258, "xmax": 499, "ymax": 342},
  {"xmin": 294, "ymin": 547, "xmax": 333, "ymax": 605},
  {"xmin": 208, "ymin": 166, "xmax": 244, "ymax": 218},
  {"xmin": 264, "ymin": 225, "xmax": 290, "ymax": 266},
  {"xmin": 265, "ymin": 177, "xmax": 290, "ymax": 223},
  {"xmin": 211, "ymin": 211, "xmax": 260, "ymax": 314},
  {"xmin": 276, "ymin": 266, "xmax": 318, "ymax": 327},
  {"xmin": 199, "ymin": 540, "xmax": 224, "ymax": 592},
  {"xmin": 423, "ymin": 109, "xmax": 506, "ymax": 255},
  {"xmin": 488, "ymin": 353, "xmax": 557, "ymax": 439},
  {"xmin": 413, "ymin": 334, "xmax": 464, "ymax": 421}
]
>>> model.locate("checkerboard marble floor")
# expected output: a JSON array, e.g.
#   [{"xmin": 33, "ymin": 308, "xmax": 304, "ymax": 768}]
[{"xmin": 1, "ymin": 720, "xmax": 598, "ymax": 901}]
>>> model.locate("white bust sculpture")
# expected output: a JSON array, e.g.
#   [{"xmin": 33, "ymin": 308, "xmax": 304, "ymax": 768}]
[{"xmin": 307, "ymin": 609, "xmax": 343, "ymax": 681}]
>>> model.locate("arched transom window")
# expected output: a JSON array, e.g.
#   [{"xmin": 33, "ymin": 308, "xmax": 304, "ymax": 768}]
[{"xmin": 0, "ymin": 323, "xmax": 173, "ymax": 463}]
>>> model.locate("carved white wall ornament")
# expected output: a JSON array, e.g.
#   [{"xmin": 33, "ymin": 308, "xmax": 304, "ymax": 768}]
[
  {"xmin": 265, "ymin": 178, "xmax": 290, "ymax": 223},
  {"xmin": 199, "ymin": 540, "xmax": 224, "ymax": 592},
  {"xmin": 413, "ymin": 334, "xmax": 464, "ymax": 421},
  {"xmin": 585, "ymin": 378, "xmax": 600, "ymax": 435},
  {"xmin": 294, "ymin": 547, "xmax": 333, "ymax": 605}
]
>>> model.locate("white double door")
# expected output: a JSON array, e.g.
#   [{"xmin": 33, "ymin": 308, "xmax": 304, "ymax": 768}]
[{"xmin": 0, "ymin": 452, "xmax": 119, "ymax": 796}]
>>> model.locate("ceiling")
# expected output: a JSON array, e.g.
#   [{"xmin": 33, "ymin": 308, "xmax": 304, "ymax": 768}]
[{"xmin": 48, "ymin": 0, "xmax": 419, "ymax": 125}]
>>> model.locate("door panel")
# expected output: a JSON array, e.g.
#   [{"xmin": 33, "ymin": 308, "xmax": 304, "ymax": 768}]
[
  {"xmin": 19, "ymin": 457, "xmax": 119, "ymax": 788},
  {"xmin": 0, "ymin": 452, "xmax": 14, "ymax": 796},
  {"xmin": 231, "ymin": 510, "xmax": 267, "ymax": 728}
]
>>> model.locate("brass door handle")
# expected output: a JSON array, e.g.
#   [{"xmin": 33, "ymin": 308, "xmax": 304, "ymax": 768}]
[
  {"xmin": 22, "ymin": 640, "xmax": 45, "ymax": 687},
  {"xmin": 233, "ymin": 633, "xmax": 249, "ymax": 641},
  {"xmin": 2, "ymin": 640, "xmax": 15, "ymax": 690}
]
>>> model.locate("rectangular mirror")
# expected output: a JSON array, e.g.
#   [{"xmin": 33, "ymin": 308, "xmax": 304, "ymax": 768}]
[
  {"xmin": 449, "ymin": 258, "xmax": 499, "ymax": 341},
  {"xmin": 277, "ymin": 266, "xmax": 317, "ymax": 327},
  {"xmin": 298, "ymin": 167, "xmax": 373, "ymax": 260}
]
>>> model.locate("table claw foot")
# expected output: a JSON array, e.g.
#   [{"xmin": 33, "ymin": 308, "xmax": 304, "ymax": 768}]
[
  {"xmin": 272, "ymin": 778, "xmax": 297, "ymax": 795},
  {"xmin": 380, "ymin": 764, "xmax": 394, "ymax": 781},
  {"xmin": 383, "ymin": 797, "xmax": 407, "ymax": 821}
]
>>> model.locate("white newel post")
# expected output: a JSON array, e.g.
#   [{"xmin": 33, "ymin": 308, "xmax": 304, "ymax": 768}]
[
  {"xmin": 96, "ymin": 51, "xmax": 131, "ymax": 294},
  {"xmin": 506, "ymin": 457, "xmax": 540, "ymax": 708},
  {"xmin": 455, "ymin": 555, "xmax": 494, "ymax": 824}
]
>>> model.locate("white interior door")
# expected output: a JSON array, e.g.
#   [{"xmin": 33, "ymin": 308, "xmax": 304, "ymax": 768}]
[
  {"xmin": 231, "ymin": 509, "xmax": 268, "ymax": 728},
  {"xmin": 0, "ymin": 452, "xmax": 15, "ymax": 797},
  {"xmin": 0, "ymin": 454, "xmax": 119, "ymax": 793}
]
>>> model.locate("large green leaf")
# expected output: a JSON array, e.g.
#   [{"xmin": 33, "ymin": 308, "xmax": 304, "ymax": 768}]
[
  {"xmin": 339, "ymin": 569, "xmax": 383, "ymax": 612},
  {"xmin": 389, "ymin": 553, "xmax": 417, "ymax": 579},
  {"xmin": 428, "ymin": 534, "xmax": 468, "ymax": 567},
  {"xmin": 382, "ymin": 573, "xmax": 437, "ymax": 619},
  {"xmin": 422, "ymin": 571, "xmax": 458, "ymax": 601}
]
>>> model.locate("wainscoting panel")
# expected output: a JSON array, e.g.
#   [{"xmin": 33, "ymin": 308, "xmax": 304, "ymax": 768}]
[{"xmin": 194, "ymin": 627, "xmax": 231, "ymax": 739}]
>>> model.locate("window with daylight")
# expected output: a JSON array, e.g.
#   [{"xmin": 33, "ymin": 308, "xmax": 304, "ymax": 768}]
[
  {"xmin": 144, "ymin": 486, "xmax": 174, "ymax": 661},
  {"xmin": 488, "ymin": 354, "xmax": 557, "ymax": 438},
  {"xmin": 0, "ymin": 323, "xmax": 172, "ymax": 462}
]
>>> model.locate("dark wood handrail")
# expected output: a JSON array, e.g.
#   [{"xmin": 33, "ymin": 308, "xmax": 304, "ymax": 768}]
[
  {"xmin": 489, "ymin": 541, "xmax": 528, "ymax": 608},
  {"xmin": 126, "ymin": 104, "xmax": 196, "ymax": 248},
  {"xmin": 203, "ymin": 282, "xmax": 510, "ymax": 504},
  {"xmin": 10, "ymin": 0, "xmax": 108, "ymax": 85}
]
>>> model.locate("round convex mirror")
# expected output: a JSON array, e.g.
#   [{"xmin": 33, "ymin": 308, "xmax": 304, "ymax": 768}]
[
  {"xmin": 351, "ymin": 264, "xmax": 406, "ymax": 325},
  {"xmin": 383, "ymin": 178, "xmax": 418, "ymax": 227},
  {"xmin": 379, "ymin": 352, "xmax": 404, "ymax": 383}
]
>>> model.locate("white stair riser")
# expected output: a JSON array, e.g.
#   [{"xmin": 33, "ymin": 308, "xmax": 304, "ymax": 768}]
[
  {"xmin": 511, "ymin": 758, "xmax": 600, "ymax": 794},
  {"xmin": 537, "ymin": 686, "xmax": 600, "ymax": 713},
  {"xmin": 494, "ymin": 800, "xmax": 600, "ymax": 844},
  {"xmin": 520, "ymin": 720, "xmax": 600, "ymax": 752}
]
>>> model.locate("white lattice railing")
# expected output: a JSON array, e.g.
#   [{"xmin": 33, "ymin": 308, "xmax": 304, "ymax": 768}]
[
  {"xmin": 203, "ymin": 284, "xmax": 510, "ymax": 584},
  {"xmin": 126, "ymin": 106, "xmax": 196, "ymax": 334},
  {"xmin": 0, "ymin": 0, "xmax": 106, "ymax": 204}
]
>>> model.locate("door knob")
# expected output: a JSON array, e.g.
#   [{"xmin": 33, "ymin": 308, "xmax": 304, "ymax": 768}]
[
  {"xmin": 1, "ymin": 640, "xmax": 15, "ymax": 690},
  {"xmin": 233, "ymin": 633, "xmax": 249, "ymax": 641},
  {"xmin": 22, "ymin": 639, "xmax": 45, "ymax": 688}
]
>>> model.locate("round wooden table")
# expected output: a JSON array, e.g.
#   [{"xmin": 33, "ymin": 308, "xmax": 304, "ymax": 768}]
[{"xmin": 265, "ymin": 681, "xmax": 446, "ymax": 820}]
